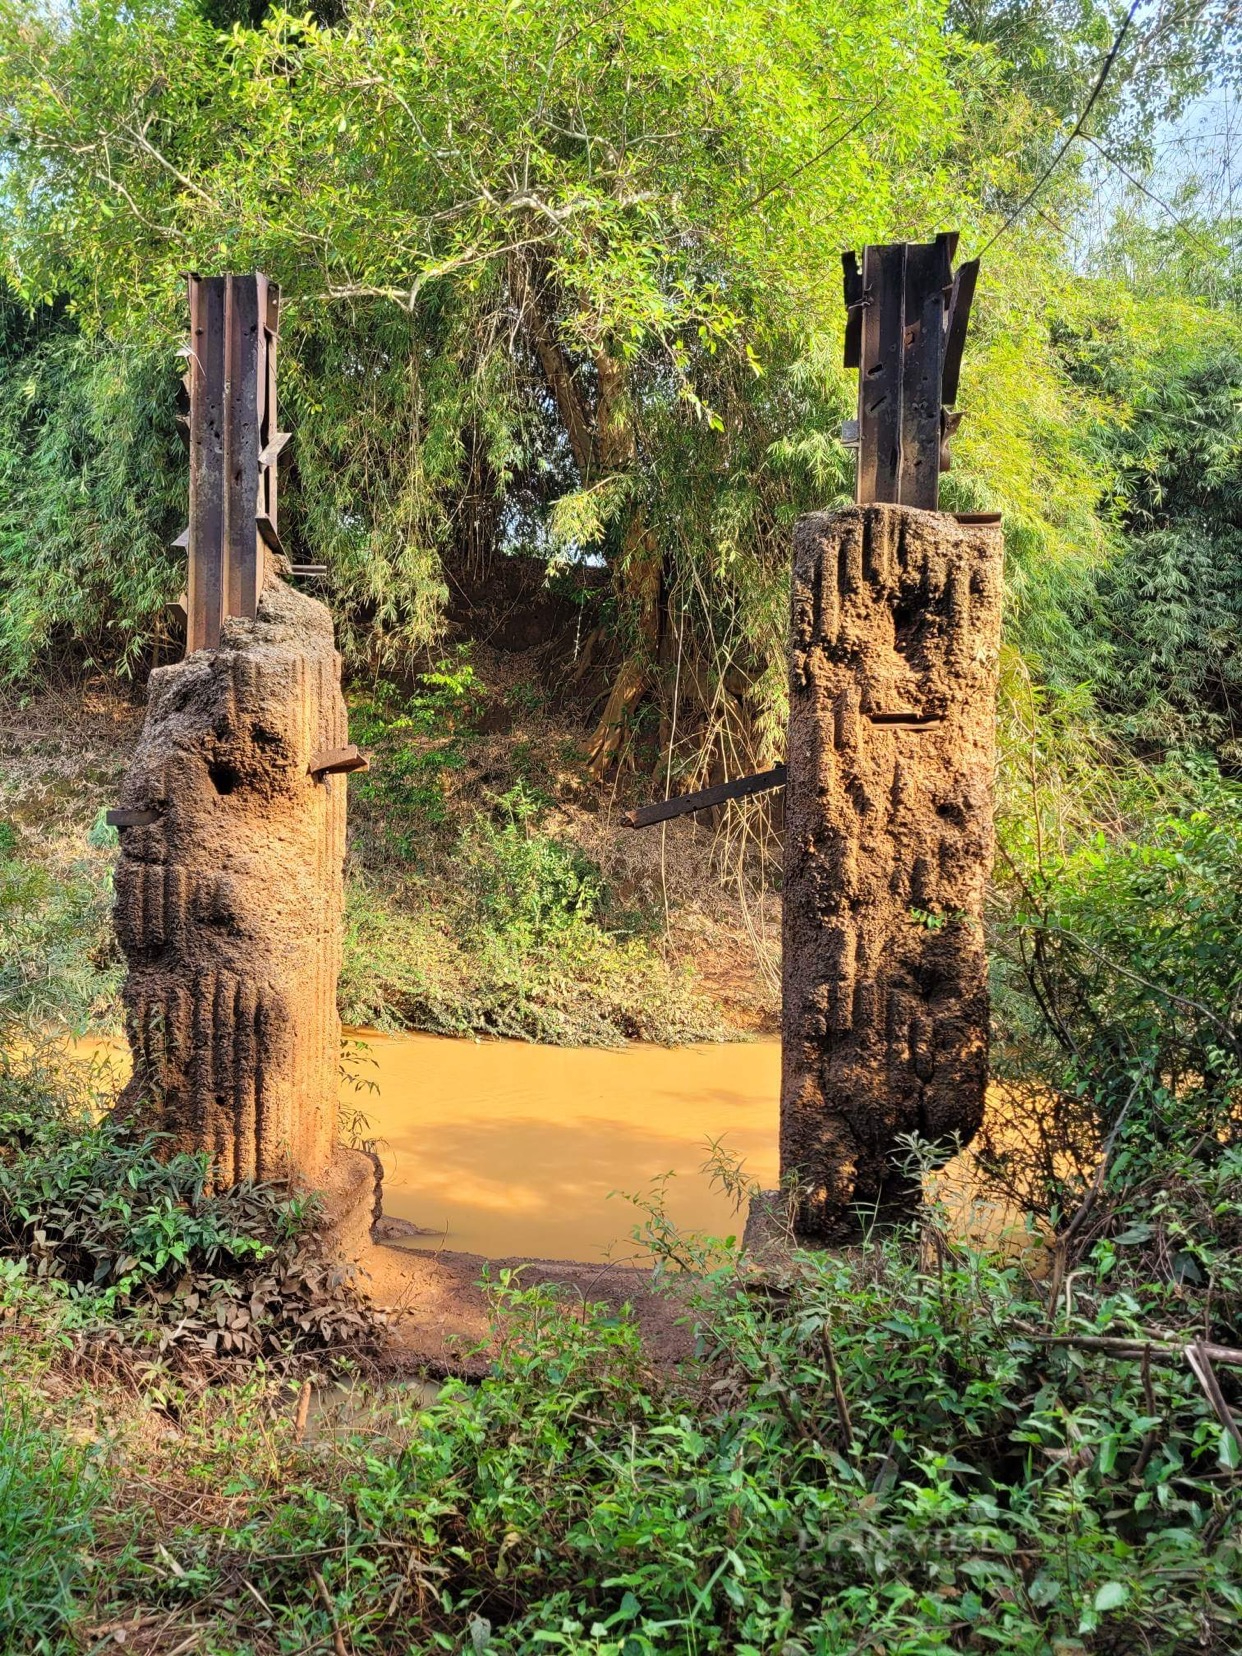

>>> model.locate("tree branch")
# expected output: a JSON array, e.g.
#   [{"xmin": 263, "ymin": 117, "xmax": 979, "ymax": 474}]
[{"xmin": 508, "ymin": 250, "xmax": 595, "ymax": 476}]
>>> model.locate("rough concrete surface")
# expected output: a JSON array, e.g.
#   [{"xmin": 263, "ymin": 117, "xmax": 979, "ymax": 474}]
[
  {"xmin": 112, "ymin": 577, "xmax": 369, "ymax": 1206},
  {"xmin": 781, "ymin": 504, "xmax": 1003, "ymax": 1237}
]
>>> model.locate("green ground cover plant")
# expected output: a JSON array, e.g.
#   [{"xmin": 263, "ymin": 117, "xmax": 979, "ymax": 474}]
[{"xmin": 0, "ymin": 1041, "xmax": 383, "ymax": 1365}]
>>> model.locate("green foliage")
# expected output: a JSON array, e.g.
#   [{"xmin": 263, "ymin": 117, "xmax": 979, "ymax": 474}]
[
  {"xmin": 0, "ymin": 824, "xmax": 119, "ymax": 1037},
  {"xmin": 0, "ymin": 0, "xmax": 1185, "ymax": 744},
  {"xmin": 992, "ymin": 760, "xmax": 1242, "ymax": 1218},
  {"xmin": 0, "ymin": 1402, "xmax": 105, "ymax": 1655},
  {"xmin": 350, "ymin": 659, "xmax": 483, "ymax": 850},
  {"xmin": 1007, "ymin": 776, "xmax": 1242, "ymax": 1102},
  {"xmin": 93, "ymin": 1221, "xmax": 1242, "ymax": 1654},
  {"xmin": 0, "ymin": 295, "xmax": 184, "ymax": 681},
  {"xmin": 340, "ymin": 667, "xmax": 725, "ymax": 1044},
  {"xmin": 1075, "ymin": 334, "xmax": 1242, "ymax": 766},
  {"xmin": 948, "ymin": 0, "xmax": 1229, "ymax": 161},
  {"xmin": 0, "ymin": 1046, "xmax": 272, "ymax": 1307},
  {"xmin": 339, "ymin": 867, "xmax": 720, "ymax": 1048},
  {"xmin": 281, "ymin": 306, "xmax": 463, "ymax": 667},
  {"xmin": 461, "ymin": 782, "xmax": 602, "ymax": 942},
  {"xmin": 0, "ymin": 1042, "xmax": 381, "ymax": 1359}
]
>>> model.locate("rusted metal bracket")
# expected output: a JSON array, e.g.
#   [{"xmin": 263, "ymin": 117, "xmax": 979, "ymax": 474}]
[
  {"xmin": 842, "ymin": 233, "xmax": 978, "ymax": 510},
  {"xmin": 308, "ymin": 744, "xmax": 369, "ymax": 779},
  {"xmin": 622, "ymin": 764, "xmax": 786, "ymax": 829},
  {"xmin": 174, "ymin": 273, "xmax": 290, "ymax": 654}
]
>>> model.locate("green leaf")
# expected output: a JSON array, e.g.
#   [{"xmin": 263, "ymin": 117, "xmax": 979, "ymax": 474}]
[{"xmin": 1094, "ymin": 1581, "xmax": 1130, "ymax": 1613}]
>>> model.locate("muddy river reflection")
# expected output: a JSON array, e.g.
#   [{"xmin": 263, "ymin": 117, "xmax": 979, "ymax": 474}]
[{"xmin": 353, "ymin": 1033, "xmax": 780, "ymax": 1261}]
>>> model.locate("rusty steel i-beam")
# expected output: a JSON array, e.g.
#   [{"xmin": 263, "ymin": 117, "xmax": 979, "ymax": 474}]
[
  {"xmin": 176, "ymin": 273, "xmax": 290, "ymax": 653},
  {"xmin": 842, "ymin": 232, "xmax": 978, "ymax": 511},
  {"xmin": 623, "ymin": 234, "xmax": 980, "ymax": 835}
]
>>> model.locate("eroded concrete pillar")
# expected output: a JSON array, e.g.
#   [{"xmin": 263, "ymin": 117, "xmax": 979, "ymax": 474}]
[
  {"xmin": 111, "ymin": 577, "xmax": 373, "ymax": 1237},
  {"xmin": 781, "ymin": 504, "xmax": 1003, "ymax": 1237}
]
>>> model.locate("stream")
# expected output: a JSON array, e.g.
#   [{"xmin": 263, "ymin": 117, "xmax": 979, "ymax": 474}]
[
  {"xmin": 352, "ymin": 1031, "xmax": 780, "ymax": 1260},
  {"xmin": 70, "ymin": 1031, "xmax": 1034, "ymax": 1264}
]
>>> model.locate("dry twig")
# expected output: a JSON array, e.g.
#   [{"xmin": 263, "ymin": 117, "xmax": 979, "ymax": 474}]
[{"xmin": 310, "ymin": 1568, "xmax": 351, "ymax": 1656}]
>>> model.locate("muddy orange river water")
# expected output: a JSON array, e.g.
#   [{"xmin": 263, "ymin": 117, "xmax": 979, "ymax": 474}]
[
  {"xmin": 353, "ymin": 1032, "xmax": 781, "ymax": 1259},
  {"xmin": 71, "ymin": 1032, "xmax": 1036, "ymax": 1263},
  {"xmin": 72, "ymin": 1032, "xmax": 779, "ymax": 1260}
]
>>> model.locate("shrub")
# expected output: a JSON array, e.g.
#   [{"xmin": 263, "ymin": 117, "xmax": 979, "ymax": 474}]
[
  {"xmin": 126, "ymin": 1217, "xmax": 1241, "ymax": 1655},
  {"xmin": 460, "ymin": 782, "xmax": 603, "ymax": 941},
  {"xmin": 992, "ymin": 770, "xmax": 1242, "ymax": 1213},
  {"xmin": 350, "ymin": 660, "xmax": 483, "ymax": 854},
  {"xmin": 0, "ymin": 299, "xmax": 183, "ymax": 683},
  {"xmin": 1073, "ymin": 341, "xmax": 1242, "ymax": 770},
  {"xmin": 340, "ymin": 772, "xmax": 723, "ymax": 1046},
  {"xmin": 0, "ymin": 1043, "xmax": 381, "ymax": 1362}
]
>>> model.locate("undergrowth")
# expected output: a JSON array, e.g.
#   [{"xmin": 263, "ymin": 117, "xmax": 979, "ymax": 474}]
[
  {"xmin": 4, "ymin": 821, "xmax": 1242, "ymax": 1656},
  {"xmin": 0, "ymin": 1042, "xmax": 383, "ymax": 1369},
  {"xmin": 0, "ymin": 1401, "xmax": 106, "ymax": 1656},
  {"xmin": 341, "ymin": 671, "xmax": 724, "ymax": 1045},
  {"xmin": 3, "ymin": 1138, "xmax": 1240, "ymax": 1655}
]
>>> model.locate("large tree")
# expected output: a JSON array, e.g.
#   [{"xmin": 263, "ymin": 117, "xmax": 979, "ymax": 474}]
[{"xmin": 0, "ymin": 0, "xmax": 1227, "ymax": 769}]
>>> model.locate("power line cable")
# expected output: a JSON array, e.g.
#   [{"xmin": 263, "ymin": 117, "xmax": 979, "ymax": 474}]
[
  {"xmin": 975, "ymin": 0, "xmax": 1142, "ymax": 258},
  {"xmin": 1079, "ymin": 131, "xmax": 1221, "ymax": 258}
]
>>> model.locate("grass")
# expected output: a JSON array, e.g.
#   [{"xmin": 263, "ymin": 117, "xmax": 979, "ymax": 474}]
[
  {"xmin": 0, "ymin": 1401, "xmax": 107, "ymax": 1655},
  {"xmin": 339, "ymin": 871, "xmax": 722, "ymax": 1046}
]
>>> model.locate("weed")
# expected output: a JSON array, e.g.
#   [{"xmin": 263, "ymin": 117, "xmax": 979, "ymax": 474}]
[
  {"xmin": 0, "ymin": 1042, "xmax": 383, "ymax": 1365},
  {"xmin": 340, "ymin": 872, "xmax": 721, "ymax": 1046},
  {"xmin": 0, "ymin": 1056, "xmax": 1239, "ymax": 1652},
  {"xmin": 0, "ymin": 1402, "xmax": 106, "ymax": 1655},
  {"xmin": 60, "ymin": 1224, "xmax": 1241, "ymax": 1655},
  {"xmin": 340, "ymin": 778, "xmax": 725, "ymax": 1046}
]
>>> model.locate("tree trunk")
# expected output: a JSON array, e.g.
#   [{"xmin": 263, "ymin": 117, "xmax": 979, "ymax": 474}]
[
  {"xmin": 584, "ymin": 347, "xmax": 662, "ymax": 775},
  {"xmin": 584, "ymin": 507, "xmax": 661, "ymax": 776},
  {"xmin": 509, "ymin": 252, "xmax": 662, "ymax": 776},
  {"xmin": 509, "ymin": 252, "xmax": 594, "ymax": 478}
]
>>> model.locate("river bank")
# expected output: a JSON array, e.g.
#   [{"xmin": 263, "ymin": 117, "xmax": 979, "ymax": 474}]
[{"xmin": 1, "ymin": 668, "xmax": 779, "ymax": 1049}]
